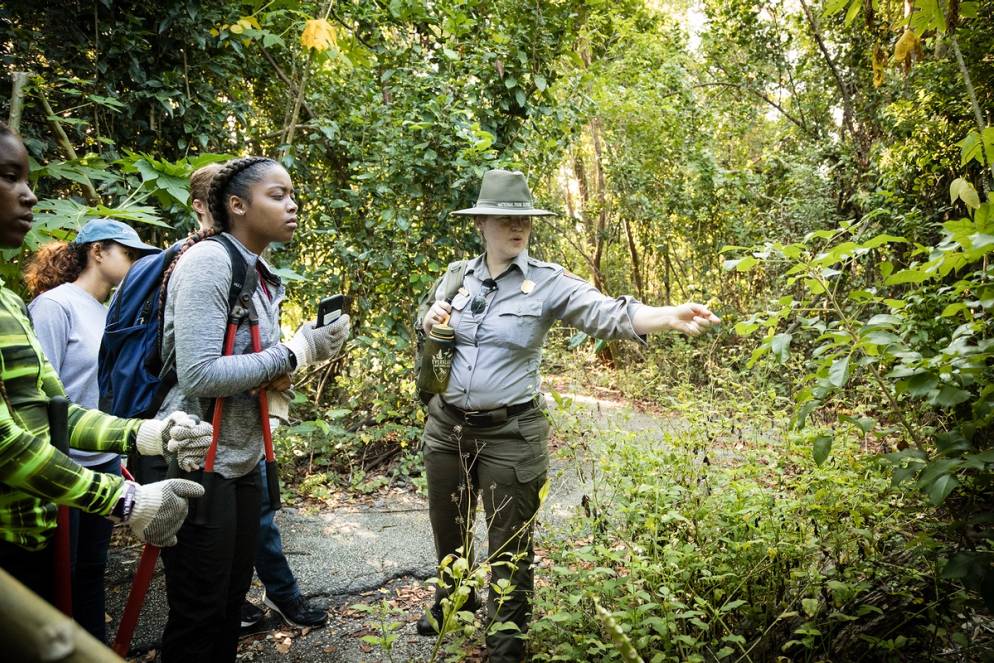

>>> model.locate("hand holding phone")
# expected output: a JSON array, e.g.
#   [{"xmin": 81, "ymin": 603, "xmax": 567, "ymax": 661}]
[{"xmin": 316, "ymin": 294, "xmax": 346, "ymax": 328}]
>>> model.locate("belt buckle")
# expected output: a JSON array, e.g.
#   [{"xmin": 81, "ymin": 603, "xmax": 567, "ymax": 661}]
[{"xmin": 463, "ymin": 409, "xmax": 482, "ymax": 426}]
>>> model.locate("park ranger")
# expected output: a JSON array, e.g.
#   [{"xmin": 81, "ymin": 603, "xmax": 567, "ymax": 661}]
[{"xmin": 416, "ymin": 168, "xmax": 720, "ymax": 662}]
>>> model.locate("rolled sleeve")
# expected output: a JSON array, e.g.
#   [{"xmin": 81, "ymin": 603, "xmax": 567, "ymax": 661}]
[{"xmin": 548, "ymin": 273, "xmax": 647, "ymax": 345}]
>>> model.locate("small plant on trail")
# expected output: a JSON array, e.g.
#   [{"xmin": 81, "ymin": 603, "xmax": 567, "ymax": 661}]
[{"xmin": 350, "ymin": 599, "xmax": 405, "ymax": 662}]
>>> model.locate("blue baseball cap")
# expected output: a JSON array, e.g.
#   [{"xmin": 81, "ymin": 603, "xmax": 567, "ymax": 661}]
[{"xmin": 75, "ymin": 219, "xmax": 159, "ymax": 254}]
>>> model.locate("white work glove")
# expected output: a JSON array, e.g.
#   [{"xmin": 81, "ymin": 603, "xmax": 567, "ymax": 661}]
[
  {"xmin": 135, "ymin": 411, "xmax": 213, "ymax": 471},
  {"xmin": 125, "ymin": 479, "xmax": 205, "ymax": 547},
  {"xmin": 284, "ymin": 314, "xmax": 350, "ymax": 370},
  {"xmin": 422, "ymin": 300, "xmax": 453, "ymax": 334}
]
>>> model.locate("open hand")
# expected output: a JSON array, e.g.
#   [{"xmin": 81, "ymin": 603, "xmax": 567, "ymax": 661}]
[{"xmin": 669, "ymin": 303, "xmax": 721, "ymax": 336}]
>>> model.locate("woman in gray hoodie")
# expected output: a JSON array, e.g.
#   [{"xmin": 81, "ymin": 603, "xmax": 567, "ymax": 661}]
[{"xmin": 157, "ymin": 157, "xmax": 349, "ymax": 663}]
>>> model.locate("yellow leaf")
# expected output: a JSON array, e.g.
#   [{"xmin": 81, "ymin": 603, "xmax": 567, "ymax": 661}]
[
  {"xmin": 300, "ymin": 18, "xmax": 336, "ymax": 52},
  {"xmin": 893, "ymin": 29, "xmax": 920, "ymax": 63},
  {"xmin": 229, "ymin": 22, "xmax": 244, "ymax": 35},
  {"xmin": 210, "ymin": 28, "xmax": 219, "ymax": 37},
  {"xmin": 242, "ymin": 16, "xmax": 261, "ymax": 30}
]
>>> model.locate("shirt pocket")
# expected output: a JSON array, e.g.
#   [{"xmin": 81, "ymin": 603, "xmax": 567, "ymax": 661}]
[
  {"xmin": 494, "ymin": 298, "xmax": 546, "ymax": 349},
  {"xmin": 448, "ymin": 292, "xmax": 471, "ymax": 331}
]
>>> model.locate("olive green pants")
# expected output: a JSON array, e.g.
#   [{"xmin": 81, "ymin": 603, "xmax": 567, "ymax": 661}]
[{"xmin": 422, "ymin": 395, "xmax": 550, "ymax": 663}]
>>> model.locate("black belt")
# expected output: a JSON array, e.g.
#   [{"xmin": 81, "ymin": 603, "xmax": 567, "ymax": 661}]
[{"xmin": 440, "ymin": 396, "xmax": 540, "ymax": 427}]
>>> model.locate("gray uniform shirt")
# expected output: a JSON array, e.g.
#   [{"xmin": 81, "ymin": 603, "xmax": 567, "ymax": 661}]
[
  {"xmin": 436, "ymin": 251, "xmax": 645, "ymax": 411},
  {"xmin": 157, "ymin": 234, "xmax": 292, "ymax": 479},
  {"xmin": 28, "ymin": 283, "xmax": 117, "ymax": 467}
]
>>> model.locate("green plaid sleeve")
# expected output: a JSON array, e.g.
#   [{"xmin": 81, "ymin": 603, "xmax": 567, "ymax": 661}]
[{"xmin": 0, "ymin": 395, "xmax": 126, "ymax": 514}]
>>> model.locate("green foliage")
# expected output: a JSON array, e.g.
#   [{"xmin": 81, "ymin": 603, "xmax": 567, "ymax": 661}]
[
  {"xmin": 0, "ymin": 148, "xmax": 230, "ymax": 287},
  {"xmin": 725, "ymin": 202, "xmax": 994, "ymax": 605},
  {"xmin": 350, "ymin": 600, "xmax": 406, "ymax": 660},
  {"xmin": 531, "ymin": 400, "xmax": 986, "ymax": 661}
]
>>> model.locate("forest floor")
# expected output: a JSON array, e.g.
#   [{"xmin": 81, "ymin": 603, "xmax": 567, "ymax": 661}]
[{"xmin": 106, "ymin": 377, "xmax": 685, "ymax": 662}]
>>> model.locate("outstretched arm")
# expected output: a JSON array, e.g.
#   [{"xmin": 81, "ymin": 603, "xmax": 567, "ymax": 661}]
[{"xmin": 632, "ymin": 303, "xmax": 721, "ymax": 337}]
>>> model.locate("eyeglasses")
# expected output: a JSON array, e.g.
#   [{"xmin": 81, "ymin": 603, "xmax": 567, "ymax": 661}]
[{"xmin": 470, "ymin": 279, "xmax": 498, "ymax": 314}]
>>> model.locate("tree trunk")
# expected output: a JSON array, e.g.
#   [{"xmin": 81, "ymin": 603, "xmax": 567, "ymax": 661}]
[
  {"xmin": 590, "ymin": 118, "xmax": 608, "ymax": 292},
  {"xmin": 8, "ymin": 72, "xmax": 29, "ymax": 132},
  {"xmin": 623, "ymin": 216, "xmax": 644, "ymax": 300},
  {"xmin": 664, "ymin": 241, "xmax": 672, "ymax": 306}
]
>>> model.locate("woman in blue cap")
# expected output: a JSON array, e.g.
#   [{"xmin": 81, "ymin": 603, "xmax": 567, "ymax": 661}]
[{"xmin": 25, "ymin": 218, "xmax": 159, "ymax": 642}]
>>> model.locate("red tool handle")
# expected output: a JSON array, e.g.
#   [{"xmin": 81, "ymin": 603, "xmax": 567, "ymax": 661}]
[
  {"xmin": 112, "ymin": 544, "xmax": 159, "ymax": 656},
  {"xmin": 249, "ymin": 322, "xmax": 281, "ymax": 510},
  {"xmin": 113, "ymin": 458, "xmax": 179, "ymax": 656},
  {"xmin": 203, "ymin": 321, "xmax": 239, "ymax": 473},
  {"xmin": 249, "ymin": 324, "xmax": 276, "ymax": 464}
]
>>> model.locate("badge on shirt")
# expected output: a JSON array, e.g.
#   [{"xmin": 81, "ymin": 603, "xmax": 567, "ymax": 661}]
[{"xmin": 521, "ymin": 279, "xmax": 535, "ymax": 294}]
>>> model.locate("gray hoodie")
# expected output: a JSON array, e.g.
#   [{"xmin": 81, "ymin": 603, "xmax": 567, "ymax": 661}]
[{"xmin": 157, "ymin": 233, "xmax": 292, "ymax": 479}]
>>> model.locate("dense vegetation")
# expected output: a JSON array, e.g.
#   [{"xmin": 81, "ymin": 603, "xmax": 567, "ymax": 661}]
[{"xmin": 2, "ymin": 0, "xmax": 991, "ymax": 658}]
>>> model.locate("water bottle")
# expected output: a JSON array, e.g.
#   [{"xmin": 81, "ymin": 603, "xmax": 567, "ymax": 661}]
[{"xmin": 417, "ymin": 323, "xmax": 456, "ymax": 394}]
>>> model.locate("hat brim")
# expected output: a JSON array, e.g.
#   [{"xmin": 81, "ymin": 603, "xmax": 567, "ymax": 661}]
[
  {"xmin": 115, "ymin": 238, "xmax": 160, "ymax": 254},
  {"xmin": 451, "ymin": 206, "xmax": 556, "ymax": 217}
]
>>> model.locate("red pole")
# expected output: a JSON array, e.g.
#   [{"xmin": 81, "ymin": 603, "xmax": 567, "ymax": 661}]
[
  {"xmin": 112, "ymin": 458, "xmax": 178, "ymax": 654},
  {"xmin": 112, "ymin": 545, "xmax": 159, "ymax": 656},
  {"xmin": 249, "ymin": 320, "xmax": 280, "ymax": 510}
]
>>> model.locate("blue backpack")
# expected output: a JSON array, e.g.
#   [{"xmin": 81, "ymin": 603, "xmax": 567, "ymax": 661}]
[{"xmin": 98, "ymin": 235, "xmax": 249, "ymax": 418}]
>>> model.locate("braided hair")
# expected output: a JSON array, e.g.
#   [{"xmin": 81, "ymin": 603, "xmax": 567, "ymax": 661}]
[
  {"xmin": 157, "ymin": 156, "xmax": 277, "ymax": 323},
  {"xmin": 207, "ymin": 156, "xmax": 278, "ymax": 231},
  {"xmin": 157, "ymin": 228, "xmax": 218, "ymax": 323}
]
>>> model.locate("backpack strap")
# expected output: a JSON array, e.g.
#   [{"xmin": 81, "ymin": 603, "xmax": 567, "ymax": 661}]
[
  {"xmin": 208, "ymin": 234, "xmax": 255, "ymax": 313},
  {"xmin": 440, "ymin": 260, "xmax": 469, "ymax": 302}
]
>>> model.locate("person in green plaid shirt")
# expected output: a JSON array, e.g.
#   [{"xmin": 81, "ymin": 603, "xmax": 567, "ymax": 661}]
[{"xmin": 0, "ymin": 124, "xmax": 212, "ymax": 604}]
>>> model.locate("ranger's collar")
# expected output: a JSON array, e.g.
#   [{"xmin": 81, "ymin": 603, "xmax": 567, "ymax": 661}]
[{"xmin": 470, "ymin": 251, "xmax": 531, "ymax": 280}]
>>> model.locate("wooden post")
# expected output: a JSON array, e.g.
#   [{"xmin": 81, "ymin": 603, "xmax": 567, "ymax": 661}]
[
  {"xmin": 8, "ymin": 72, "xmax": 29, "ymax": 132},
  {"xmin": 0, "ymin": 568, "xmax": 123, "ymax": 662}
]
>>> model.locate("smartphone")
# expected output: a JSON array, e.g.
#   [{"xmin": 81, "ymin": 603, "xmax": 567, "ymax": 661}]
[{"xmin": 316, "ymin": 294, "xmax": 346, "ymax": 328}]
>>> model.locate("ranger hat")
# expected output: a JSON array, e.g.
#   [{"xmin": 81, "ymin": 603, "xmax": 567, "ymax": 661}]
[{"xmin": 451, "ymin": 169, "xmax": 556, "ymax": 217}]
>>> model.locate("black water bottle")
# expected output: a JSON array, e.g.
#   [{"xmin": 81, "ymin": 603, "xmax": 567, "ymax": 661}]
[{"xmin": 417, "ymin": 323, "xmax": 456, "ymax": 394}]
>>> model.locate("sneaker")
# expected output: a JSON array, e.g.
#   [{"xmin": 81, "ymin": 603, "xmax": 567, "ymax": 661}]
[
  {"xmin": 416, "ymin": 594, "xmax": 482, "ymax": 636},
  {"xmin": 263, "ymin": 592, "xmax": 328, "ymax": 628},
  {"xmin": 240, "ymin": 601, "xmax": 264, "ymax": 630}
]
